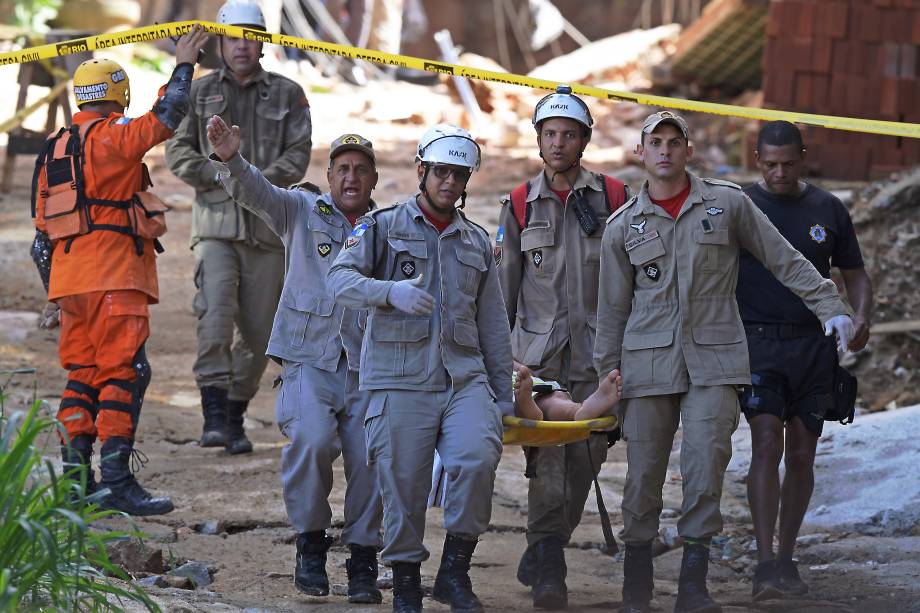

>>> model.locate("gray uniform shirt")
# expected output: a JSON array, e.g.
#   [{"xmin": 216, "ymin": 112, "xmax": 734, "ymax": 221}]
[
  {"xmin": 328, "ymin": 197, "xmax": 513, "ymax": 412},
  {"xmin": 166, "ymin": 67, "xmax": 312, "ymax": 251},
  {"xmin": 211, "ymin": 153, "xmax": 365, "ymax": 372},
  {"xmin": 595, "ymin": 172, "xmax": 848, "ymax": 399}
]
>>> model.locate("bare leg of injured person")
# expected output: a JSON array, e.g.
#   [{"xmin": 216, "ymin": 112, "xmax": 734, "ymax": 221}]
[{"xmin": 513, "ymin": 363, "xmax": 622, "ymax": 421}]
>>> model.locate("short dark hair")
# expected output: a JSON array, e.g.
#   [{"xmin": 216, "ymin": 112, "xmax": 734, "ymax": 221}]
[{"xmin": 756, "ymin": 120, "xmax": 804, "ymax": 152}]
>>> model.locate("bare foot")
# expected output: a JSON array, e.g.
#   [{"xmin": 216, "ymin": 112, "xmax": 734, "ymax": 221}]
[
  {"xmin": 574, "ymin": 369, "xmax": 622, "ymax": 420},
  {"xmin": 514, "ymin": 365, "xmax": 544, "ymax": 420}
]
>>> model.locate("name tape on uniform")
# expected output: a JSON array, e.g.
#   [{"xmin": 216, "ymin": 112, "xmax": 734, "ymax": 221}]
[{"xmin": 2, "ymin": 20, "xmax": 918, "ymax": 140}]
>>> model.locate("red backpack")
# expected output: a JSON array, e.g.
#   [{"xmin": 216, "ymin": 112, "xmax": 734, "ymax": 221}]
[{"xmin": 509, "ymin": 173, "xmax": 628, "ymax": 230}]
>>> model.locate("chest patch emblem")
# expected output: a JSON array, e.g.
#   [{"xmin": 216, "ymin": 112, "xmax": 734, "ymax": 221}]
[
  {"xmin": 200, "ymin": 94, "xmax": 224, "ymax": 105},
  {"xmin": 630, "ymin": 219, "xmax": 648, "ymax": 234},
  {"xmin": 644, "ymin": 263, "xmax": 661, "ymax": 281},
  {"xmin": 318, "ymin": 203, "xmax": 334, "ymax": 216},
  {"xmin": 317, "ymin": 243, "xmax": 331, "ymax": 258},
  {"xmin": 809, "ymin": 224, "xmax": 827, "ymax": 243},
  {"xmin": 532, "ymin": 250, "xmax": 543, "ymax": 268},
  {"xmin": 705, "ymin": 207, "xmax": 724, "ymax": 216},
  {"xmin": 401, "ymin": 260, "xmax": 416, "ymax": 277}
]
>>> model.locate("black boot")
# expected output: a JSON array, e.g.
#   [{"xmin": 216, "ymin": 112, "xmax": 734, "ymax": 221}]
[
  {"xmin": 392, "ymin": 561, "xmax": 423, "ymax": 613},
  {"xmin": 752, "ymin": 560, "xmax": 783, "ymax": 601},
  {"xmin": 225, "ymin": 399, "xmax": 253, "ymax": 455},
  {"xmin": 200, "ymin": 386, "xmax": 227, "ymax": 447},
  {"xmin": 517, "ymin": 541, "xmax": 538, "ymax": 587},
  {"xmin": 346, "ymin": 544, "xmax": 382, "ymax": 604},
  {"xmin": 531, "ymin": 535, "xmax": 568, "ymax": 610},
  {"xmin": 620, "ymin": 542, "xmax": 653, "ymax": 613},
  {"xmin": 61, "ymin": 434, "xmax": 98, "ymax": 502},
  {"xmin": 432, "ymin": 534, "xmax": 484, "ymax": 612},
  {"xmin": 99, "ymin": 437, "xmax": 174, "ymax": 516},
  {"xmin": 295, "ymin": 530, "xmax": 332, "ymax": 596},
  {"xmin": 674, "ymin": 541, "xmax": 721, "ymax": 613}
]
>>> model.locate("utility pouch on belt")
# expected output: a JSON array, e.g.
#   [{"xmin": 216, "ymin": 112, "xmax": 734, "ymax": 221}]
[
  {"xmin": 826, "ymin": 364, "xmax": 857, "ymax": 425},
  {"xmin": 129, "ymin": 191, "xmax": 169, "ymax": 239}
]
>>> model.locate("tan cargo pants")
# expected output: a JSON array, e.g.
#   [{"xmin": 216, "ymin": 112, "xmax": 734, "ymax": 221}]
[
  {"xmin": 621, "ymin": 384, "xmax": 740, "ymax": 543},
  {"xmin": 192, "ymin": 239, "xmax": 284, "ymax": 401}
]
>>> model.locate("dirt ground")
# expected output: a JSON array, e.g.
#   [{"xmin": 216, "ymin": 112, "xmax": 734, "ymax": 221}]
[{"xmin": 1, "ymin": 81, "xmax": 919, "ymax": 612}]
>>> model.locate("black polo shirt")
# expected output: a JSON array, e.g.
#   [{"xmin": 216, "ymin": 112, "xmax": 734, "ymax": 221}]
[{"xmin": 737, "ymin": 182, "xmax": 863, "ymax": 327}]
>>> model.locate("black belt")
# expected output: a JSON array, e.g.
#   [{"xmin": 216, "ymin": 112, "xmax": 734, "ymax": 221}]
[{"xmin": 744, "ymin": 323, "xmax": 824, "ymax": 340}]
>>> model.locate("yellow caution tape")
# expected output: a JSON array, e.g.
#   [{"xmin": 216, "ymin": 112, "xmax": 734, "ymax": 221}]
[
  {"xmin": 1, "ymin": 20, "xmax": 918, "ymax": 139},
  {"xmin": 502, "ymin": 415, "xmax": 618, "ymax": 447}
]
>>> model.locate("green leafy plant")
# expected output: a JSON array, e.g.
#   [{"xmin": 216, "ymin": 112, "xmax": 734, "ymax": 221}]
[
  {"xmin": 11, "ymin": 0, "xmax": 62, "ymax": 32},
  {"xmin": 0, "ymin": 393, "xmax": 160, "ymax": 611}
]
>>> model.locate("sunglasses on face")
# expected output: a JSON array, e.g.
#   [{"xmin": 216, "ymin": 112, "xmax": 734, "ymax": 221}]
[{"xmin": 430, "ymin": 165, "xmax": 472, "ymax": 183}]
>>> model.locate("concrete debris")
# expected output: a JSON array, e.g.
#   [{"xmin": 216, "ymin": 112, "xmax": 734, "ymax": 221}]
[
  {"xmin": 854, "ymin": 509, "xmax": 920, "ymax": 538},
  {"xmin": 528, "ymin": 25, "xmax": 680, "ymax": 88},
  {"xmin": 168, "ymin": 561, "xmax": 213, "ymax": 589},
  {"xmin": 106, "ymin": 538, "xmax": 165, "ymax": 574}
]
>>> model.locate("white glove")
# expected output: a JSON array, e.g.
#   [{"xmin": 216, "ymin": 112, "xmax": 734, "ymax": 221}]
[
  {"xmin": 39, "ymin": 302, "xmax": 60, "ymax": 329},
  {"xmin": 387, "ymin": 274, "xmax": 435, "ymax": 315},
  {"xmin": 824, "ymin": 315, "xmax": 855, "ymax": 352}
]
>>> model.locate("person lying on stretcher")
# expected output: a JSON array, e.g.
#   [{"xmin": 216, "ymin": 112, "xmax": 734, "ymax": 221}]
[{"xmin": 513, "ymin": 361, "xmax": 622, "ymax": 421}]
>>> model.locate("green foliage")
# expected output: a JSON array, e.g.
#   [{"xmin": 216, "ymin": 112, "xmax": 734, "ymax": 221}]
[
  {"xmin": 0, "ymin": 396, "xmax": 160, "ymax": 612},
  {"xmin": 11, "ymin": 0, "xmax": 62, "ymax": 32}
]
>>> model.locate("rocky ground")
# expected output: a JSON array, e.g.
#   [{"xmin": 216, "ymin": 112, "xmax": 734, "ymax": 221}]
[{"xmin": 1, "ymin": 73, "xmax": 919, "ymax": 612}]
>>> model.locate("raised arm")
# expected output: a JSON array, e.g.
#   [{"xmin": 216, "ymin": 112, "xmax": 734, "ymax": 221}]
[{"xmin": 207, "ymin": 115, "xmax": 301, "ymax": 237}]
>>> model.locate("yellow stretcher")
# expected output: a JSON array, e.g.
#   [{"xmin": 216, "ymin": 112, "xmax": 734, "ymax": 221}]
[{"xmin": 501, "ymin": 415, "xmax": 618, "ymax": 447}]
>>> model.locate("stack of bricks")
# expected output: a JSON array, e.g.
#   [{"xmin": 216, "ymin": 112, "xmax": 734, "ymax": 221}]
[{"xmin": 761, "ymin": 0, "xmax": 920, "ymax": 180}]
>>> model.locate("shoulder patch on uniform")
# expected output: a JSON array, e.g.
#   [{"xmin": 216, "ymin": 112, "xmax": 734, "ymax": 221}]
[
  {"xmin": 607, "ymin": 196, "xmax": 638, "ymax": 223},
  {"xmin": 289, "ymin": 180, "xmax": 322, "ymax": 194},
  {"xmin": 702, "ymin": 177, "xmax": 742, "ymax": 190},
  {"xmin": 114, "ymin": 116, "xmax": 131, "ymax": 125}
]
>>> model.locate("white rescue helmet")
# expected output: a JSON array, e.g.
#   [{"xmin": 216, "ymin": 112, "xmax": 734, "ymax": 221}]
[
  {"xmin": 217, "ymin": 0, "xmax": 266, "ymax": 29},
  {"xmin": 415, "ymin": 124, "xmax": 482, "ymax": 172},
  {"xmin": 532, "ymin": 85, "xmax": 593, "ymax": 137}
]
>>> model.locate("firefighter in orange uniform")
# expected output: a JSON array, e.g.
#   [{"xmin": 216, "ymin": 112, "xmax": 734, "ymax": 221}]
[{"xmin": 30, "ymin": 26, "xmax": 208, "ymax": 516}]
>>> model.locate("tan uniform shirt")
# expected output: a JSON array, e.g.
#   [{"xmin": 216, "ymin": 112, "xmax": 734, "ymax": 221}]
[
  {"xmin": 498, "ymin": 167, "xmax": 623, "ymax": 384},
  {"xmin": 166, "ymin": 67, "xmax": 312, "ymax": 251},
  {"xmin": 595, "ymin": 172, "xmax": 848, "ymax": 399},
  {"xmin": 328, "ymin": 196, "xmax": 513, "ymax": 411}
]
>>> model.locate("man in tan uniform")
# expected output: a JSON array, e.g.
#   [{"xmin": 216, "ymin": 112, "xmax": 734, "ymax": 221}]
[
  {"xmin": 498, "ymin": 85, "xmax": 628, "ymax": 609},
  {"xmin": 595, "ymin": 111, "xmax": 855, "ymax": 613},
  {"xmin": 329, "ymin": 124, "xmax": 512, "ymax": 613},
  {"xmin": 166, "ymin": 0, "xmax": 312, "ymax": 454}
]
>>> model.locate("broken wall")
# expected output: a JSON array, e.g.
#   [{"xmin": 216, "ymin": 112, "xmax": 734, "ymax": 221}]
[{"xmin": 762, "ymin": 0, "xmax": 920, "ymax": 180}]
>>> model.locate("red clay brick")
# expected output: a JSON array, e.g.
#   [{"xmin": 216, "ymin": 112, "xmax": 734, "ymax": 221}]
[
  {"xmin": 795, "ymin": 72, "xmax": 813, "ymax": 110},
  {"xmin": 811, "ymin": 36, "xmax": 833, "ymax": 72},
  {"xmin": 856, "ymin": 5, "xmax": 882, "ymax": 42}
]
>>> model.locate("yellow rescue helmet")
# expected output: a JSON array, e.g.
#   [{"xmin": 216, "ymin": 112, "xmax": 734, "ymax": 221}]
[{"xmin": 73, "ymin": 58, "xmax": 130, "ymax": 109}]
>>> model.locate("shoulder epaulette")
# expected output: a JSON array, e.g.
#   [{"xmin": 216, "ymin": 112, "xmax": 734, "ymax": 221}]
[
  {"xmin": 289, "ymin": 180, "xmax": 321, "ymax": 194},
  {"xmin": 459, "ymin": 212, "xmax": 490, "ymax": 239},
  {"xmin": 702, "ymin": 177, "xmax": 743, "ymax": 190},
  {"xmin": 607, "ymin": 196, "xmax": 638, "ymax": 223},
  {"xmin": 362, "ymin": 203, "xmax": 401, "ymax": 225}
]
